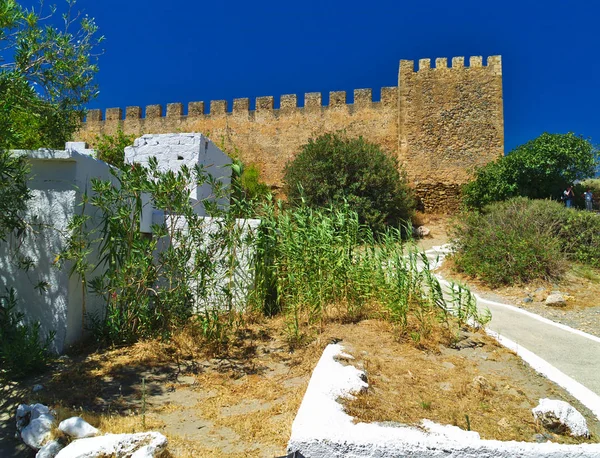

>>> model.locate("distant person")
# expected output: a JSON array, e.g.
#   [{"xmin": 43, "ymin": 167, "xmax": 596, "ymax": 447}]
[
  {"xmin": 563, "ymin": 186, "xmax": 574, "ymax": 208},
  {"xmin": 583, "ymin": 189, "xmax": 594, "ymax": 211}
]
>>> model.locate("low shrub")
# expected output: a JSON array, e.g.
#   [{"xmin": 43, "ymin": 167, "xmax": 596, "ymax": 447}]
[
  {"xmin": 0, "ymin": 288, "xmax": 54, "ymax": 380},
  {"xmin": 452, "ymin": 197, "xmax": 600, "ymax": 286},
  {"xmin": 451, "ymin": 199, "xmax": 567, "ymax": 286},
  {"xmin": 561, "ymin": 210, "xmax": 600, "ymax": 267}
]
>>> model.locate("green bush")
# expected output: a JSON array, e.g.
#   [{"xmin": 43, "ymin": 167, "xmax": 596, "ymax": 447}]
[
  {"xmin": 452, "ymin": 197, "xmax": 600, "ymax": 286},
  {"xmin": 94, "ymin": 129, "xmax": 135, "ymax": 170},
  {"xmin": 0, "ymin": 288, "xmax": 54, "ymax": 380},
  {"xmin": 462, "ymin": 133, "xmax": 598, "ymax": 209},
  {"xmin": 561, "ymin": 210, "xmax": 600, "ymax": 267},
  {"xmin": 283, "ymin": 132, "xmax": 414, "ymax": 234},
  {"xmin": 452, "ymin": 199, "xmax": 567, "ymax": 286}
]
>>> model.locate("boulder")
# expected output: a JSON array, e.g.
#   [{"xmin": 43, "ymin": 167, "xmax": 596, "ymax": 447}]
[
  {"xmin": 532, "ymin": 398, "xmax": 589, "ymax": 437},
  {"xmin": 545, "ymin": 293, "xmax": 567, "ymax": 307},
  {"xmin": 55, "ymin": 432, "xmax": 168, "ymax": 458},
  {"xmin": 36, "ymin": 440, "xmax": 65, "ymax": 458},
  {"xmin": 533, "ymin": 287, "xmax": 547, "ymax": 302},
  {"xmin": 16, "ymin": 403, "xmax": 55, "ymax": 450},
  {"xmin": 58, "ymin": 417, "xmax": 99, "ymax": 439},
  {"xmin": 413, "ymin": 226, "xmax": 430, "ymax": 237}
]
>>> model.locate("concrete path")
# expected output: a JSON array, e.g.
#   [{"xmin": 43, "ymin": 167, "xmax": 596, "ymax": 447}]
[{"xmin": 423, "ymin": 246, "xmax": 600, "ymax": 413}]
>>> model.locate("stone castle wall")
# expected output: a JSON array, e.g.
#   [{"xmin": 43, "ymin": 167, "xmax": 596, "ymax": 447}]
[{"xmin": 77, "ymin": 56, "xmax": 504, "ymax": 212}]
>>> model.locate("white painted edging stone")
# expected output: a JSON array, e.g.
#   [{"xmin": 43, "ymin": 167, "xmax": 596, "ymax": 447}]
[
  {"xmin": 55, "ymin": 432, "xmax": 167, "ymax": 458},
  {"xmin": 287, "ymin": 343, "xmax": 600, "ymax": 458}
]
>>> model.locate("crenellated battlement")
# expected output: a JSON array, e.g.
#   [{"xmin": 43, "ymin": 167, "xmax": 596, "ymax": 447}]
[
  {"xmin": 77, "ymin": 55, "xmax": 504, "ymax": 213},
  {"xmin": 399, "ymin": 55, "xmax": 502, "ymax": 74},
  {"xmin": 84, "ymin": 87, "xmax": 398, "ymax": 122}
]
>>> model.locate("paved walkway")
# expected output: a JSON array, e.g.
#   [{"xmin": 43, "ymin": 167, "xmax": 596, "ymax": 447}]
[{"xmin": 424, "ymin": 246, "xmax": 600, "ymax": 416}]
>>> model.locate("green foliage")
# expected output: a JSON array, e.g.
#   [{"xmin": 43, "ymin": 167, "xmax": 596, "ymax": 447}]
[
  {"xmin": 462, "ymin": 133, "xmax": 598, "ymax": 209},
  {"xmin": 452, "ymin": 197, "xmax": 600, "ymax": 286},
  {"xmin": 230, "ymin": 159, "xmax": 270, "ymax": 217},
  {"xmin": 95, "ymin": 129, "xmax": 135, "ymax": 169},
  {"xmin": 63, "ymin": 158, "xmax": 244, "ymax": 345},
  {"xmin": 561, "ymin": 210, "xmax": 600, "ymax": 267},
  {"xmin": 0, "ymin": 0, "xmax": 102, "ymax": 149},
  {"xmin": 251, "ymin": 202, "xmax": 489, "ymax": 346},
  {"xmin": 0, "ymin": 288, "xmax": 54, "ymax": 380},
  {"xmin": 0, "ymin": 149, "xmax": 31, "ymax": 240},
  {"xmin": 283, "ymin": 132, "xmax": 414, "ymax": 234}
]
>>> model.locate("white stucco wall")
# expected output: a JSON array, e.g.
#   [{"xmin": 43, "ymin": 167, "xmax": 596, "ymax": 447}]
[
  {"xmin": 124, "ymin": 133, "xmax": 232, "ymax": 214},
  {"xmin": 0, "ymin": 149, "xmax": 115, "ymax": 353}
]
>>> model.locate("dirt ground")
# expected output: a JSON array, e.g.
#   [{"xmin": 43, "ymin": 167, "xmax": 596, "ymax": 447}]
[{"xmin": 3, "ymin": 317, "xmax": 599, "ymax": 457}]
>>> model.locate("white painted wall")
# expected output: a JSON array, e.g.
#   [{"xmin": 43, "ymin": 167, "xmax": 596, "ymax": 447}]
[
  {"xmin": 0, "ymin": 149, "xmax": 116, "ymax": 353},
  {"xmin": 1, "ymin": 139, "xmax": 254, "ymax": 353},
  {"xmin": 124, "ymin": 133, "xmax": 232, "ymax": 215}
]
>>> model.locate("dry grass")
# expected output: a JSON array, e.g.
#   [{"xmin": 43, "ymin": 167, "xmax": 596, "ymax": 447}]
[
  {"xmin": 341, "ymin": 321, "xmax": 598, "ymax": 444},
  {"xmin": 12, "ymin": 309, "xmax": 599, "ymax": 456}
]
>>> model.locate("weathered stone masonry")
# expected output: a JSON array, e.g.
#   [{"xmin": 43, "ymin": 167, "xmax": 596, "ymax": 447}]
[{"xmin": 77, "ymin": 56, "xmax": 504, "ymax": 212}]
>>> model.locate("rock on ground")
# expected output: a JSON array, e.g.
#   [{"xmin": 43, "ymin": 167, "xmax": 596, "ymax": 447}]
[
  {"xmin": 58, "ymin": 417, "xmax": 99, "ymax": 439},
  {"xmin": 16, "ymin": 403, "xmax": 55, "ymax": 450},
  {"xmin": 54, "ymin": 432, "xmax": 168, "ymax": 458},
  {"xmin": 545, "ymin": 293, "xmax": 566, "ymax": 307},
  {"xmin": 532, "ymin": 398, "xmax": 589, "ymax": 437},
  {"xmin": 36, "ymin": 440, "xmax": 65, "ymax": 458}
]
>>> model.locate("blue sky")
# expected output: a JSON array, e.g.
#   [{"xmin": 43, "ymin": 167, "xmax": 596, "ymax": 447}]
[{"xmin": 71, "ymin": 0, "xmax": 599, "ymax": 151}]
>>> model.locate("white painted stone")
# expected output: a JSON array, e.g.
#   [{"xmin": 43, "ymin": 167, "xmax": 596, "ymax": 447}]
[
  {"xmin": 532, "ymin": 398, "xmax": 589, "ymax": 437},
  {"xmin": 287, "ymin": 344, "xmax": 600, "ymax": 457},
  {"xmin": 36, "ymin": 440, "xmax": 65, "ymax": 458},
  {"xmin": 54, "ymin": 432, "xmax": 167, "ymax": 458},
  {"xmin": 16, "ymin": 404, "xmax": 55, "ymax": 450},
  {"xmin": 58, "ymin": 417, "xmax": 99, "ymax": 439}
]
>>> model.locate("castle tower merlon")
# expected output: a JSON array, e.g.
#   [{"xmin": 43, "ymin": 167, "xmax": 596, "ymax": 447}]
[
  {"xmin": 304, "ymin": 92, "xmax": 322, "ymax": 111},
  {"xmin": 86, "ymin": 109, "xmax": 102, "ymax": 122},
  {"xmin": 106, "ymin": 108, "xmax": 122, "ymax": 121},
  {"xmin": 418, "ymin": 59, "xmax": 431, "ymax": 71},
  {"xmin": 233, "ymin": 98, "xmax": 250, "ymax": 112},
  {"xmin": 354, "ymin": 89, "xmax": 373, "ymax": 107},
  {"xmin": 435, "ymin": 58, "xmax": 448, "ymax": 69},
  {"xmin": 146, "ymin": 105, "xmax": 162, "ymax": 118},
  {"xmin": 280, "ymin": 94, "xmax": 298, "ymax": 112},
  {"xmin": 451, "ymin": 56, "xmax": 465, "ymax": 68},
  {"xmin": 329, "ymin": 91, "xmax": 347, "ymax": 108},
  {"xmin": 469, "ymin": 56, "xmax": 483, "ymax": 68},
  {"xmin": 210, "ymin": 100, "xmax": 227, "ymax": 116},
  {"xmin": 380, "ymin": 87, "xmax": 398, "ymax": 108},
  {"xmin": 126, "ymin": 106, "xmax": 141, "ymax": 119},
  {"xmin": 167, "ymin": 103, "xmax": 183, "ymax": 118},
  {"xmin": 487, "ymin": 55, "xmax": 502, "ymax": 76},
  {"xmin": 256, "ymin": 96, "xmax": 274, "ymax": 111},
  {"xmin": 188, "ymin": 101, "xmax": 205, "ymax": 117}
]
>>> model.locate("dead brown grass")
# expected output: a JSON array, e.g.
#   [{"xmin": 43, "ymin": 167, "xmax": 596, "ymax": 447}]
[{"xmin": 341, "ymin": 321, "xmax": 598, "ymax": 444}]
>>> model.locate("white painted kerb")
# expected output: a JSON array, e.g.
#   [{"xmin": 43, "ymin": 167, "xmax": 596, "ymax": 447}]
[{"xmin": 287, "ymin": 344, "xmax": 600, "ymax": 458}]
